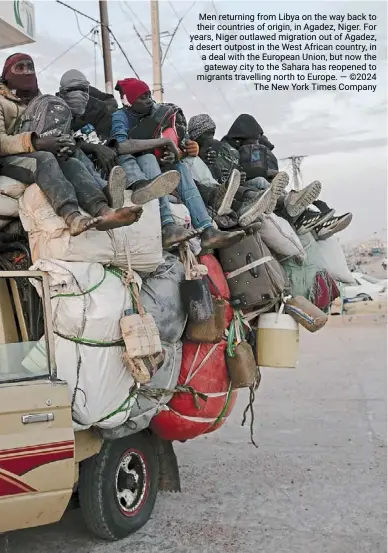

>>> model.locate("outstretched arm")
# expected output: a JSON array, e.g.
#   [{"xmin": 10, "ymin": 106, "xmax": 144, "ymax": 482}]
[{"xmin": 115, "ymin": 137, "xmax": 179, "ymax": 159}]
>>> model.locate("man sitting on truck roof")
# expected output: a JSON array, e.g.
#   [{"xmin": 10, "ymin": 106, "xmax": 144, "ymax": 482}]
[
  {"xmin": 111, "ymin": 77, "xmax": 244, "ymax": 250},
  {"xmin": 0, "ymin": 53, "xmax": 145, "ymax": 236}
]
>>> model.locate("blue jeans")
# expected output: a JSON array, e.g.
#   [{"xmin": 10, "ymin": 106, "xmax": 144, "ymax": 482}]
[
  {"xmin": 118, "ymin": 153, "xmax": 212, "ymax": 230},
  {"xmin": 74, "ymin": 149, "xmax": 106, "ymax": 190},
  {"xmin": 174, "ymin": 162, "xmax": 212, "ymax": 230},
  {"xmin": 245, "ymin": 176, "xmax": 270, "ymax": 191}
]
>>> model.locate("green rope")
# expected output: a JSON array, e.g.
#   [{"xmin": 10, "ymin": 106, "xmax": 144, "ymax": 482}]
[
  {"xmin": 99, "ymin": 387, "xmax": 138, "ymax": 422},
  {"xmin": 54, "ymin": 330, "xmax": 124, "ymax": 348},
  {"xmin": 210, "ymin": 384, "xmax": 233, "ymax": 428},
  {"xmin": 51, "ymin": 268, "xmax": 107, "ymax": 298}
]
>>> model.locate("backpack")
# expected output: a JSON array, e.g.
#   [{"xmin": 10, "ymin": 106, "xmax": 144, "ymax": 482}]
[
  {"xmin": 18, "ymin": 94, "xmax": 72, "ymax": 137},
  {"xmin": 207, "ymin": 140, "xmax": 240, "ymax": 185},
  {"xmin": 238, "ymin": 143, "xmax": 269, "ymax": 180},
  {"xmin": 125, "ymin": 103, "xmax": 181, "ymax": 159},
  {"xmin": 267, "ymin": 149, "xmax": 279, "ymax": 172}
]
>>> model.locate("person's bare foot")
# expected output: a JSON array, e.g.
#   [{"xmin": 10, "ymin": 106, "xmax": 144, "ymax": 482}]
[
  {"xmin": 200, "ymin": 226, "xmax": 245, "ymax": 250},
  {"xmin": 65, "ymin": 212, "xmax": 102, "ymax": 237},
  {"xmin": 95, "ymin": 205, "xmax": 143, "ymax": 231},
  {"xmin": 162, "ymin": 223, "xmax": 198, "ymax": 249}
]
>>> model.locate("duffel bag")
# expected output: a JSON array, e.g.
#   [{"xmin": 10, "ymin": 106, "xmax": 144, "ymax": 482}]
[
  {"xmin": 150, "ymin": 341, "xmax": 237, "ymax": 441},
  {"xmin": 219, "ymin": 231, "xmax": 288, "ymax": 310}
]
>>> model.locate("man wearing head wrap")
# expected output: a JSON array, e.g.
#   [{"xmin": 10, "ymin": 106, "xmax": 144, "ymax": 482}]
[
  {"xmin": 0, "ymin": 54, "xmax": 143, "ymax": 236},
  {"xmin": 111, "ymin": 77, "xmax": 244, "ymax": 250}
]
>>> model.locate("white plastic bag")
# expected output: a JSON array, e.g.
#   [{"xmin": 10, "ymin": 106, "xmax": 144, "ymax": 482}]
[
  {"xmin": 27, "ymin": 260, "xmax": 143, "ymax": 428},
  {"xmin": 19, "ymin": 185, "xmax": 163, "ymax": 273},
  {"xmin": 314, "ymin": 236, "xmax": 355, "ymax": 284},
  {"xmin": 260, "ymin": 213, "xmax": 305, "ymax": 260}
]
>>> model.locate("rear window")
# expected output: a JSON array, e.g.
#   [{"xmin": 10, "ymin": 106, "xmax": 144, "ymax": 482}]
[{"xmin": 0, "ymin": 275, "xmax": 50, "ymax": 384}]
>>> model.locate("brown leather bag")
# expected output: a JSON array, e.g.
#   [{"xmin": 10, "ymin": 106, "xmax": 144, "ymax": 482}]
[
  {"xmin": 285, "ymin": 296, "xmax": 328, "ymax": 332},
  {"xmin": 185, "ymin": 297, "xmax": 227, "ymax": 343},
  {"xmin": 226, "ymin": 311, "xmax": 258, "ymax": 389},
  {"xmin": 226, "ymin": 341, "xmax": 258, "ymax": 389}
]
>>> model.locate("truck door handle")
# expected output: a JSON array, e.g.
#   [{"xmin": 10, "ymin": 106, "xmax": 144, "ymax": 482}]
[{"xmin": 22, "ymin": 413, "xmax": 55, "ymax": 424}]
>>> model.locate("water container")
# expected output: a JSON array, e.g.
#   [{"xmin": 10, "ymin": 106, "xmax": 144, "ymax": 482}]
[{"xmin": 256, "ymin": 313, "xmax": 299, "ymax": 369}]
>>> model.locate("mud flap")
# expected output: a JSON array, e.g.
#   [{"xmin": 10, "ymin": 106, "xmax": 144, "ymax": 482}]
[{"xmin": 152, "ymin": 434, "xmax": 181, "ymax": 493}]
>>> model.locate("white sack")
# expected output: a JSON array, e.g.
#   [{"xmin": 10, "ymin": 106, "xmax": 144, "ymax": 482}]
[
  {"xmin": 19, "ymin": 184, "xmax": 162, "ymax": 273},
  {"xmin": 260, "ymin": 213, "xmax": 305, "ymax": 261},
  {"xmin": 169, "ymin": 202, "xmax": 191, "ymax": 228},
  {"xmin": 314, "ymin": 236, "xmax": 355, "ymax": 284},
  {"xmin": 99, "ymin": 341, "xmax": 182, "ymax": 439},
  {"xmin": 0, "ymin": 194, "xmax": 19, "ymax": 218},
  {"xmin": 0, "ymin": 176, "xmax": 27, "ymax": 199},
  {"xmin": 28, "ymin": 259, "xmax": 142, "ymax": 428}
]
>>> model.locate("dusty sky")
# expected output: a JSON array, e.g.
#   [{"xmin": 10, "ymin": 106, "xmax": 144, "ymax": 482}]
[{"xmin": 2, "ymin": 0, "xmax": 387, "ymax": 244}]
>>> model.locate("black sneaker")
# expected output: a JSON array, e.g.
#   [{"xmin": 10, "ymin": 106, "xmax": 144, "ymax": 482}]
[{"xmin": 294, "ymin": 208, "xmax": 335, "ymax": 235}]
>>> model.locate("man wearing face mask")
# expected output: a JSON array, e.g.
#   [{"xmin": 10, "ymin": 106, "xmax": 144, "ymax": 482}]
[
  {"xmin": 0, "ymin": 53, "xmax": 144, "ymax": 236},
  {"xmin": 57, "ymin": 69, "xmax": 118, "ymax": 177}
]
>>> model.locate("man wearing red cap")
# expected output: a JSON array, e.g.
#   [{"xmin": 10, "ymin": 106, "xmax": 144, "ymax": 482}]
[
  {"xmin": 112, "ymin": 78, "xmax": 244, "ymax": 250},
  {"xmin": 0, "ymin": 53, "xmax": 145, "ymax": 236}
]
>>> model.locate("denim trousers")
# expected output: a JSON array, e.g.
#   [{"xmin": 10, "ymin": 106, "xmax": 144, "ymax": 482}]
[{"xmin": 118, "ymin": 153, "xmax": 212, "ymax": 230}]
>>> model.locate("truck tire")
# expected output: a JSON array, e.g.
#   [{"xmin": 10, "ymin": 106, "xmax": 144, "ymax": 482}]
[{"xmin": 78, "ymin": 431, "xmax": 159, "ymax": 541}]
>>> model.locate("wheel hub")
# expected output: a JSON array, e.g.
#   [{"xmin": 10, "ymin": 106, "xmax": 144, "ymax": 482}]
[{"xmin": 115, "ymin": 451, "xmax": 147, "ymax": 515}]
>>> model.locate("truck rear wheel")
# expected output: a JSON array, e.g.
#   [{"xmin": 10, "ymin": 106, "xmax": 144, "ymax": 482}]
[{"xmin": 78, "ymin": 431, "xmax": 159, "ymax": 541}]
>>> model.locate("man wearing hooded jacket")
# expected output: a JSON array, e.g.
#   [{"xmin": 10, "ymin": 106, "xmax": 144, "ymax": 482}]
[{"xmin": 0, "ymin": 53, "xmax": 145, "ymax": 236}]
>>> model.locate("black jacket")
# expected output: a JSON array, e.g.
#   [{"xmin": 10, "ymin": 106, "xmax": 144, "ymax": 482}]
[
  {"xmin": 223, "ymin": 114, "xmax": 264, "ymax": 149},
  {"xmin": 72, "ymin": 88, "xmax": 118, "ymax": 140}
]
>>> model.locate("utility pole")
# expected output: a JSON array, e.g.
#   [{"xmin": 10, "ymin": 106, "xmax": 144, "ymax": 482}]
[
  {"xmin": 99, "ymin": 0, "xmax": 113, "ymax": 94},
  {"xmin": 280, "ymin": 155, "xmax": 308, "ymax": 191},
  {"xmin": 150, "ymin": 0, "xmax": 163, "ymax": 102}
]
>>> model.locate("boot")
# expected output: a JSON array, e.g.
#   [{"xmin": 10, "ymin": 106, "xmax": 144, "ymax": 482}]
[
  {"xmin": 284, "ymin": 181, "xmax": 322, "ymax": 218},
  {"xmin": 104, "ymin": 166, "xmax": 128, "ymax": 209},
  {"xmin": 131, "ymin": 170, "xmax": 180, "ymax": 205},
  {"xmin": 211, "ymin": 169, "xmax": 241, "ymax": 216},
  {"xmin": 238, "ymin": 189, "xmax": 272, "ymax": 228}
]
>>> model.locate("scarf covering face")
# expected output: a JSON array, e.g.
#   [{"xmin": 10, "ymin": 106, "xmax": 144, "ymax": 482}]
[
  {"xmin": 59, "ymin": 69, "xmax": 90, "ymax": 116},
  {"xmin": 2, "ymin": 53, "xmax": 38, "ymax": 93}
]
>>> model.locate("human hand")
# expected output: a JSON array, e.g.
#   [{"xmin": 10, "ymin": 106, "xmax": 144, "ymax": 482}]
[
  {"xmin": 184, "ymin": 140, "xmax": 199, "ymax": 157},
  {"xmin": 161, "ymin": 139, "xmax": 180, "ymax": 161},
  {"xmin": 56, "ymin": 134, "xmax": 77, "ymax": 159},
  {"xmin": 205, "ymin": 149, "xmax": 217, "ymax": 165},
  {"xmin": 159, "ymin": 150, "xmax": 176, "ymax": 165},
  {"xmin": 93, "ymin": 144, "xmax": 117, "ymax": 173}
]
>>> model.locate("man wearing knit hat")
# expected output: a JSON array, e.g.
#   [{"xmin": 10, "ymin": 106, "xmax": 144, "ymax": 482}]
[
  {"xmin": 111, "ymin": 78, "xmax": 244, "ymax": 250},
  {"xmin": 0, "ymin": 54, "xmax": 143, "ymax": 236}
]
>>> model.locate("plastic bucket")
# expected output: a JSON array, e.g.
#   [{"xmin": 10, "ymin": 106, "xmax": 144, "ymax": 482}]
[{"xmin": 256, "ymin": 313, "xmax": 299, "ymax": 369}]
